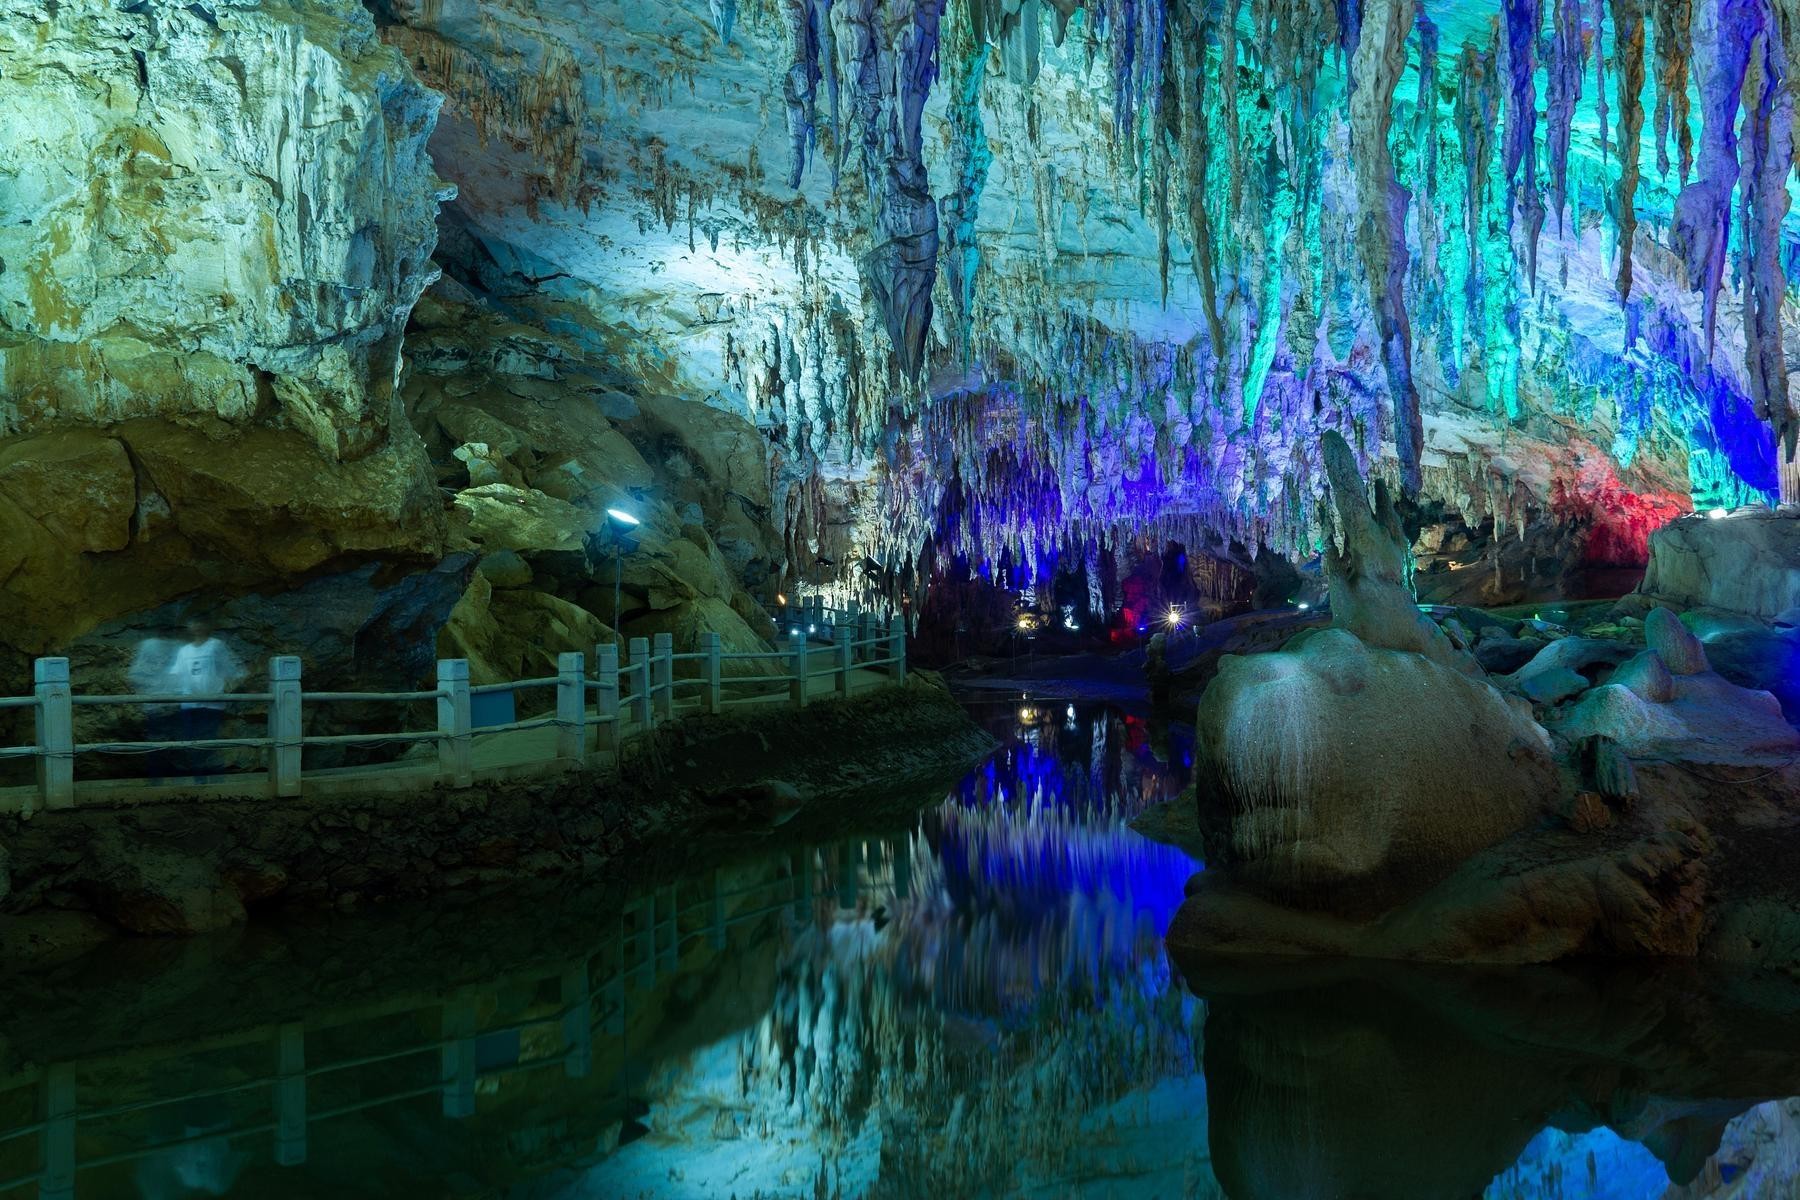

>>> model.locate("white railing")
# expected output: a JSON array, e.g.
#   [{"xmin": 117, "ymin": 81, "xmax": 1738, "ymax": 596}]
[
  {"xmin": 0, "ymin": 611, "xmax": 906, "ymax": 813},
  {"xmin": 0, "ymin": 839, "xmax": 898, "ymax": 1199}
]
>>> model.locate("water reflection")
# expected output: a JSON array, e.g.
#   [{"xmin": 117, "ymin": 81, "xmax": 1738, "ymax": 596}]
[
  {"xmin": 0, "ymin": 702, "xmax": 1794, "ymax": 1198},
  {"xmin": 1182, "ymin": 958, "xmax": 1800, "ymax": 1200}
]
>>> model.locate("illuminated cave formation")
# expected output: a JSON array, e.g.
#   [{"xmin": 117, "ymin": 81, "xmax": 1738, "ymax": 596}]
[{"xmin": 370, "ymin": 0, "xmax": 1800, "ymax": 617}]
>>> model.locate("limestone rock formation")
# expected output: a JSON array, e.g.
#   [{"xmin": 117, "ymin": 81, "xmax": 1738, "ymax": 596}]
[
  {"xmin": 0, "ymin": 0, "xmax": 449, "ymax": 452},
  {"xmin": 0, "ymin": 421, "xmax": 446, "ymax": 655},
  {"xmin": 0, "ymin": 0, "xmax": 454, "ymax": 674},
  {"xmin": 407, "ymin": 291, "xmax": 781, "ymax": 678},
  {"xmin": 1194, "ymin": 436, "xmax": 1555, "ymax": 896},
  {"xmin": 1636, "ymin": 510, "xmax": 1800, "ymax": 620},
  {"xmin": 1552, "ymin": 607, "xmax": 1800, "ymax": 764},
  {"xmin": 1319, "ymin": 431, "xmax": 1475, "ymax": 675},
  {"xmin": 1195, "ymin": 628, "xmax": 1556, "ymax": 893}
]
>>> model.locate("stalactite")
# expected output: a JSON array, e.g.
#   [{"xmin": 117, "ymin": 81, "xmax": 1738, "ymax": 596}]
[
  {"xmin": 1741, "ymin": 3, "xmax": 1796, "ymax": 453},
  {"xmin": 1221, "ymin": 6, "xmax": 1243, "ymax": 214},
  {"xmin": 1546, "ymin": 0, "xmax": 1584, "ymax": 231},
  {"xmin": 1594, "ymin": 0, "xmax": 1611, "ymax": 162},
  {"xmin": 1457, "ymin": 40, "xmax": 1499, "ymax": 338},
  {"xmin": 1609, "ymin": 0, "xmax": 1645, "ymax": 305},
  {"xmin": 836, "ymin": 0, "xmax": 948, "ymax": 380},
  {"xmin": 1348, "ymin": 0, "xmax": 1422, "ymax": 494},
  {"xmin": 1671, "ymin": 0, "xmax": 1754, "ymax": 349},
  {"xmin": 938, "ymin": 11, "xmax": 991, "ymax": 362},
  {"xmin": 1503, "ymin": 0, "xmax": 1545, "ymax": 287},
  {"xmin": 1652, "ymin": 0, "xmax": 1694, "ymax": 182},
  {"xmin": 711, "ymin": 0, "xmax": 738, "ymax": 43},
  {"xmin": 783, "ymin": 0, "xmax": 824, "ymax": 188},
  {"xmin": 1176, "ymin": 8, "xmax": 1227, "ymax": 368}
]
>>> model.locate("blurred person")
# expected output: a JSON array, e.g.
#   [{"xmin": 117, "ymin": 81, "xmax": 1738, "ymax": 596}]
[
  {"xmin": 128, "ymin": 633, "xmax": 179, "ymax": 783},
  {"xmin": 167, "ymin": 618, "xmax": 244, "ymax": 781}
]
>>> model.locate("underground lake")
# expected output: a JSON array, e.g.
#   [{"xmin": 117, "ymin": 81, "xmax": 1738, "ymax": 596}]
[{"xmin": 0, "ymin": 701, "xmax": 1793, "ymax": 1200}]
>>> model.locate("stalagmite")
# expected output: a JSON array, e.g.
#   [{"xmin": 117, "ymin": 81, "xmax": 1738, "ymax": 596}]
[{"xmin": 1347, "ymin": 0, "xmax": 1424, "ymax": 494}]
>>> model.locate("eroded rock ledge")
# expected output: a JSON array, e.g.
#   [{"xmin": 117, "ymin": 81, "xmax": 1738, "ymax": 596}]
[{"xmin": 0, "ymin": 677, "xmax": 993, "ymax": 949}]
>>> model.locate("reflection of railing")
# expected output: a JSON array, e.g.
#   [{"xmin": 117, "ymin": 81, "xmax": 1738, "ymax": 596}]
[
  {"xmin": 0, "ymin": 839, "xmax": 898, "ymax": 1200},
  {"xmin": 0, "ymin": 607, "xmax": 905, "ymax": 813}
]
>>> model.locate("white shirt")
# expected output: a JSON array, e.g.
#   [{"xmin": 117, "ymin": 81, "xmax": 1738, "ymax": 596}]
[{"xmin": 167, "ymin": 639, "xmax": 243, "ymax": 709}]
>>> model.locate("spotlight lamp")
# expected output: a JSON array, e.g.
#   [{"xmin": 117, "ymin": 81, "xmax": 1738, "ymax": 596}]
[
  {"xmin": 1163, "ymin": 607, "xmax": 1185, "ymax": 629},
  {"xmin": 605, "ymin": 507, "xmax": 641, "ymax": 527}
]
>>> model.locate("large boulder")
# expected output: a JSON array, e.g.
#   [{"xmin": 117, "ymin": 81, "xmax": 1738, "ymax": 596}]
[
  {"xmin": 1196, "ymin": 627, "xmax": 1557, "ymax": 892},
  {"xmin": 1191, "ymin": 432, "xmax": 1558, "ymax": 899},
  {"xmin": 1635, "ymin": 510, "xmax": 1800, "ymax": 621}
]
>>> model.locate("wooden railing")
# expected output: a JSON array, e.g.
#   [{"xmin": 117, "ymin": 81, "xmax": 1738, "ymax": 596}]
[{"xmin": 0, "ymin": 608, "xmax": 905, "ymax": 813}]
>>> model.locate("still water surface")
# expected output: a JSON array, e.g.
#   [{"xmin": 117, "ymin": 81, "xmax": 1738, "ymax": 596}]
[{"xmin": 0, "ymin": 700, "xmax": 1796, "ymax": 1199}]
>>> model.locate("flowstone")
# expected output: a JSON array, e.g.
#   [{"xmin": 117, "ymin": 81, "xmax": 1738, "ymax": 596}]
[{"xmin": 1193, "ymin": 430, "xmax": 1555, "ymax": 896}]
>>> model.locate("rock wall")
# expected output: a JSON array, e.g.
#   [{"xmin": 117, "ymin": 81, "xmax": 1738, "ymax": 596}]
[
  {"xmin": 0, "ymin": 0, "xmax": 454, "ymax": 662},
  {"xmin": 0, "ymin": 0, "xmax": 448, "ymax": 454}
]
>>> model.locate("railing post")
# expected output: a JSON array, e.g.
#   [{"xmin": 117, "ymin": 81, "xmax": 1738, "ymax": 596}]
[
  {"xmin": 436, "ymin": 659, "xmax": 472, "ymax": 788},
  {"xmin": 274, "ymin": 1022, "xmax": 306, "ymax": 1166},
  {"xmin": 788, "ymin": 629, "xmax": 808, "ymax": 708},
  {"xmin": 627, "ymin": 638, "xmax": 652, "ymax": 729},
  {"xmin": 889, "ymin": 616, "xmax": 907, "ymax": 684},
  {"xmin": 709, "ymin": 868, "xmax": 727, "ymax": 949},
  {"xmin": 440, "ymin": 992, "xmax": 477, "ymax": 1119},
  {"xmin": 652, "ymin": 633, "xmax": 674, "ymax": 720},
  {"xmin": 703, "ymin": 632, "xmax": 722, "ymax": 714},
  {"xmin": 40, "ymin": 1062, "xmax": 74, "ymax": 1200},
  {"xmin": 594, "ymin": 642, "xmax": 619, "ymax": 753},
  {"xmin": 269, "ymin": 656, "xmax": 302, "ymax": 798},
  {"xmin": 835, "ymin": 624, "xmax": 853, "ymax": 698},
  {"xmin": 857, "ymin": 612, "xmax": 875, "ymax": 665},
  {"xmin": 810, "ymin": 595, "xmax": 825, "ymax": 631},
  {"xmin": 33, "ymin": 657, "xmax": 73, "ymax": 811},
  {"xmin": 560, "ymin": 963, "xmax": 592, "ymax": 1079},
  {"xmin": 555, "ymin": 651, "xmax": 585, "ymax": 760}
]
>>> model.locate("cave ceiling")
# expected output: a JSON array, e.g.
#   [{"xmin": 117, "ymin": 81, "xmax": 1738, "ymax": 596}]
[{"xmin": 373, "ymin": 0, "xmax": 1800, "ymax": 583}]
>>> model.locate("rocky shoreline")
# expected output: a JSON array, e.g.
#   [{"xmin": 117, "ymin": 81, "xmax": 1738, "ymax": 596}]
[{"xmin": 0, "ymin": 676, "xmax": 995, "ymax": 956}]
